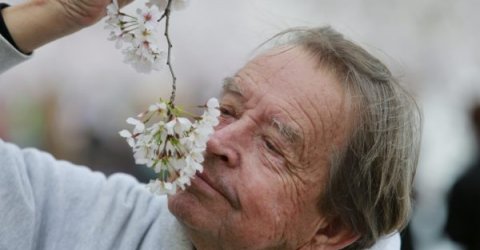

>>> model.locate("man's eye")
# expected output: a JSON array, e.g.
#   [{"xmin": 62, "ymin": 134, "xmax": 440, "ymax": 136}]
[
  {"xmin": 264, "ymin": 138, "xmax": 281, "ymax": 155},
  {"xmin": 220, "ymin": 107, "xmax": 235, "ymax": 117}
]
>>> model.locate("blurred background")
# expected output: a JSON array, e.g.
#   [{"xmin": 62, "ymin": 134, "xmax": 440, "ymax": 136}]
[{"xmin": 1, "ymin": 0, "xmax": 479, "ymax": 249}]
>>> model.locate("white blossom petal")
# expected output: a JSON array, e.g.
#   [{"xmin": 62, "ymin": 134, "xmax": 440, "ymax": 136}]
[
  {"xmin": 127, "ymin": 117, "xmax": 146, "ymax": 132},
  {"xmin": 119, "ymin": 129, "xmax": 132, "ymax": 138},
  {"xmin": 164, "ymin": 120, "xmax": 176, "ymax": 135},
  {"xmin": 207, "ymin": 98, "xmax": 219, "ymax": 109},
  {"xmin": 174, "ymin": 117, "xmax": 192, "ymax": 135}
]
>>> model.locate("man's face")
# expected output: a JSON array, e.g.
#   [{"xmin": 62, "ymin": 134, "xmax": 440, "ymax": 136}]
[{"xmin": 168, "ymin": 47, "xmax": 351, "ymax": 249}]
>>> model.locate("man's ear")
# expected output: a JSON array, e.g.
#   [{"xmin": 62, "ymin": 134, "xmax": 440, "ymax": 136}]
[{"xmin": 302, "ymin": 218, "xmax": 360, "ymax": 250}]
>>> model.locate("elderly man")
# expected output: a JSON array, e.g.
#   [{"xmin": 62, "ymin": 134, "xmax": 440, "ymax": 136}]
[{"xmin": 0, "ymin": 0, "xmax": 421, "ymax": 249}]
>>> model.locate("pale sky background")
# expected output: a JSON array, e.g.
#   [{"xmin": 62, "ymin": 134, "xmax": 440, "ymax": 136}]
[{"xmin": 1, "ymin": 1, "xmax": 480, "ymax": 249}]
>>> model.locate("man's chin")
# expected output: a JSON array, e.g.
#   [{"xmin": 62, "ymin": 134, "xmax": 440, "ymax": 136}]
[
  {"xmin": 168, "ymin": 190, "xmax": 213, "ymax": 231},
  {"xmin": 168, "ymin": 190, "xmax": 197, "ymax": 224}
]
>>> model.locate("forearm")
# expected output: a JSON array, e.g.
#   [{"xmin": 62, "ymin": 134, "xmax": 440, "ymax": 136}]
[
  {"xmin": 2, "ymin": 0, "xmax": 84, "ymax": 54},
  {"xmin": 0, "ymin": 139, "xmax": 187, "ymax": 250}
]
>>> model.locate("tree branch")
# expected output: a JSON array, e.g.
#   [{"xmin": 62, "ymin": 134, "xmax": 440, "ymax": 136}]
[{"xmin": 163, "ymin": 0, "xmax": 177, "ymax": 106}]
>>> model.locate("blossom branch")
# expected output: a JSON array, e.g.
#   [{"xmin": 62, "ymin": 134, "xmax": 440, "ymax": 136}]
[
  {"xmin": 164, "ymin": 0, "xmax": 177, "ymax": 106},
  {"xmin": 107, "ymin": 0, "xmax": 222, "ymax": 195}
]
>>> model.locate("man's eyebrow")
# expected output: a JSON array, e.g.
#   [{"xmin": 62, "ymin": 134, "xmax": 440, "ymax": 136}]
[
  {"xmin": 222, "ymin": 77, "xmax": 302, "ymax": 144},
  {"xmin": 222, "ymin": 77, "xmax": 244, "ymax": 97},
  {"xmin": 271, "ymin": 117, "xmax": 302, "ymax": 145}
]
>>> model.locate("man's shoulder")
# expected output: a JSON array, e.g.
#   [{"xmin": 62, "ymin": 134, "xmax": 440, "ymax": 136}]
[{"xmin": 368, "ymin": 233, "xmax": 401, "ymax": 250}]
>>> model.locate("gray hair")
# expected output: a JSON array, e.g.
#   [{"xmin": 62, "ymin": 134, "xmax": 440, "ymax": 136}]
[{"xmin": 265, "ymin": 27, "xmax": 421, "ymax": 249}]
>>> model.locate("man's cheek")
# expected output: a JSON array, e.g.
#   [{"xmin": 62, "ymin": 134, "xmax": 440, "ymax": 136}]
[
  {"xmin": 239, "ymin": 184, "xmax": 288, "ymax": 226},
  {"xmin": 222, "ymin": 207, "xmax": 287, "ymax": 249}
]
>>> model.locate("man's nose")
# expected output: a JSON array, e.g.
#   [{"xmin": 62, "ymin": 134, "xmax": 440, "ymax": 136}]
[{"xmin": 206, "ymin": 123, "xmax": 242, "ymax": 168}]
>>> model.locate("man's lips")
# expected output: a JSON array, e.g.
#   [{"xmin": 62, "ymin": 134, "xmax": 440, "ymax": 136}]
[
  {"xmin": 191, "ymin": 171, "xmax": 241, "ymax": 209},
  {"xmin": 194, "ymin": 172, "xmax": 227, "ymax": 199}
]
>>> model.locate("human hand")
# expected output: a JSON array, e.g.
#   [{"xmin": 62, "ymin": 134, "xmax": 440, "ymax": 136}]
[
  {"xmin": 50, "ymin": 0, "xmax": 132, "ymax": 28},
  {"xmin": 2, "ymin": 0, "xmax": 131, "ymax": 53}
]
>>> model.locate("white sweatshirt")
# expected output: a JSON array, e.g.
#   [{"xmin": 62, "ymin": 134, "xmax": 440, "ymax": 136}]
[
  {"xmin": 0, "ymin": 139, "xmax": 192, "ymax": 250},
  {"xmin": 0, "ymin": 35, "xmax": 28, "ymax": 74}
]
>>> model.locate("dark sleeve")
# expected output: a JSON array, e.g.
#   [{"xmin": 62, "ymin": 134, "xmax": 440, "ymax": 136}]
[
  {"xmin": 0, "ymin": 3, "xmax": 32, "ymax": 73},
  {"xmin": 0, "ymin": 3, "xmax": 23, "ymax": 52}
]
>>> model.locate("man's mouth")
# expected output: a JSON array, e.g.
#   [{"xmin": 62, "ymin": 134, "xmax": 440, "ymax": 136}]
[{"xmin": 192, "ymin": 171, "xmax": 241, "ymax": 209}]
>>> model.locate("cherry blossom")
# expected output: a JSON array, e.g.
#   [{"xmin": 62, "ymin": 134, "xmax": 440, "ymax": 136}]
[
  {"xmin": 106, "ymin": 0, "xmax": 211, "ymax": 195},
  {"xmin": 105, "ymin": 1, "xmax": 166, "ymax": 73},
  {"xmin": 119, "ymin": 98, "xmax": 220, "ymax": 195}
]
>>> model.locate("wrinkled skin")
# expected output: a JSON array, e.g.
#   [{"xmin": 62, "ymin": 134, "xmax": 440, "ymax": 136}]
[
  {"xmin": 168, "ymin": 46, "xmax": 357, "ymax": 250},
  {"xmin": 46, "ymin": 0, "xmax": 131, "ymax": 28}
]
